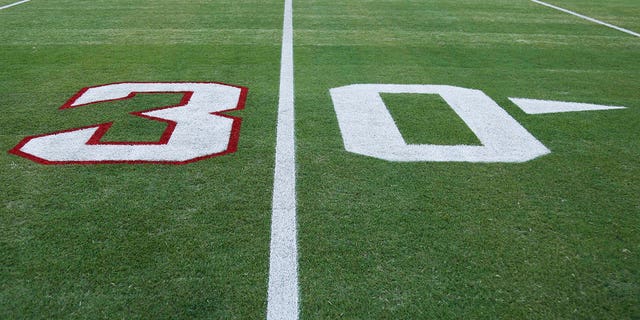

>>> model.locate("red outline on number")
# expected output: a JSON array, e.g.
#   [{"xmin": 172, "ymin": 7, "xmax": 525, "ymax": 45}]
[{"xmin": 8, "ymin": 82, "xmax": 248, "ymax": 165}]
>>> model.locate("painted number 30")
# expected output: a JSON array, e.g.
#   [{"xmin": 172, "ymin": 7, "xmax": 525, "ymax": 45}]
[
  {"xmin": 10, "ymin": 82, "xmax": 247, "ymax": 164},
  {"xmin": 12, "ymin": 82, "xmax": 621, "ymax": 164}
]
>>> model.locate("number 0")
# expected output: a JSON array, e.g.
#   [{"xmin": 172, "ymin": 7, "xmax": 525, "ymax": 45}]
[{"xmin": 330, "ymin": 84, "xmax": 550, "ymax": 162}]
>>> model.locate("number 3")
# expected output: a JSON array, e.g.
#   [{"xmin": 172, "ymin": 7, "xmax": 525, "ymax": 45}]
[{"xmin": 10, "ymin": 82, "xmax": 247, "ymax": 164}]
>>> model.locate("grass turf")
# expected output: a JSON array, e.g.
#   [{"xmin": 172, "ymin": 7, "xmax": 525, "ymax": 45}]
[
  {"xmin": 1, "ymin": 0, "xmax": 639, "ymax": 319},
  {"xmin": 294, "ymin": 0, "xmax": 639, "ymax": 318},
  {"xmin": 1, "ymin": 0, "xmax": 281, "ymax": 318}
]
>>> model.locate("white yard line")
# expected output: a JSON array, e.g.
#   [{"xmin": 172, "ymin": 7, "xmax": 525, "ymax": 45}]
[
  {"xmin": 266, "ymin": 0, "xmax": 298, "ymax": 318},
  {"xmin": 0, "ymin": 0, "xmax": 30, "ymax": 10},
  {"xmin": 531, "ymin": 0, "xmax": 640, "ymax": 38}
]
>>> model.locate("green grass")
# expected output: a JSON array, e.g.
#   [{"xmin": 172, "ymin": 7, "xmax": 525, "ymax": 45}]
[
  {"xmin": 2, "ymin": 0, "xmax": 639, "ymax": 319},
  {"xmin": 382, "ymin": 93, "xmax": 482, "ymax": 146},
  {"xmin": 1, "ymin": 0, "xmax": 281, "ymax": 318},
  {"xmin": 551, "ymin": 0, "xmax": 640, "ymax": 31},
  {"xmin": 0, "ymin": 0, "xmax": 23, "ymax": 7},
  {"xmin": 295, "ymin": 0, "xmax": 639, "ymax": 318}
]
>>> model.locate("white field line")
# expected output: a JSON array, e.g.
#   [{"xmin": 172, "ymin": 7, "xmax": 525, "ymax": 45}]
[
  {"xmin": 531, "ymin": 0, "xmax": 640, "ymax": 38},
  {"xmin": 266, "ymin": 0, "xmax": 298, "ymax": 318},
  {"xmin": 0, "ymin": 0, "xmax": 30, "ymax": 10}
]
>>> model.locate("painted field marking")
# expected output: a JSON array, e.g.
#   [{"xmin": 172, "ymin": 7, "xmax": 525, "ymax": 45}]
[
  {"xmin": 530, "ymin": 0, "xmax": 640, "ymax": 38},
  {"xmin": 10, "ymin": 83, "xmax": 247, "ymax": 164},
  {"xmin": 331, "ymin": 84, "xmax": 550, "ymax": 162},
  {"xmin": 510, "ymin": 98, "xmax": 626, "ymax": 114},
  {"xmin": 266, "ymin": 0, "xmax": 298, "ymax": 318},
  {"xmin": 0, "ymin": 0, "xmax": 30, "ymax": 10}
]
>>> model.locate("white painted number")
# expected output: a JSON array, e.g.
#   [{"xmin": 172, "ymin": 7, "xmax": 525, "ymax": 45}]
[
  {"xmin": 11, "ymin": 82, "xmax": 623, "ymax": 165},
  {"xmin": 10, "ymin": 82, "xmax": 247, "ymax": 164},
  {"xmin": 330, "ymin": 84, "xmax": 551, "ymax": 163}
]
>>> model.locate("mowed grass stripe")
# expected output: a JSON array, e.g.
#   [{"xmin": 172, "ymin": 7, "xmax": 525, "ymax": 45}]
[
  {"xmin": 0, "ymin": 1, "xmax": 281, "ymax": 45},
  {"xmin": 0, "ymin": 30, "xmax": 281, "ymax": 46}
]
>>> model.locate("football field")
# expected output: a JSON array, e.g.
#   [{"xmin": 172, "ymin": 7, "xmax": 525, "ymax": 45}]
[{"xmin": 1, "ymin": 0, "xmax": 639, "ymax": 318}]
